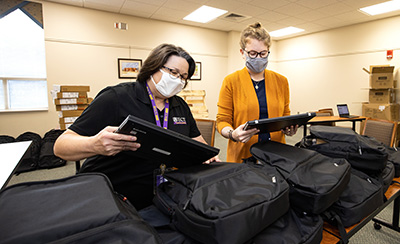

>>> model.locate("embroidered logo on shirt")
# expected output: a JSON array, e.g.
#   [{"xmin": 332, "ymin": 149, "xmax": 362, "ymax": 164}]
[{"xmin": 173, "ymin": 117, "xmax": 186, "ymax": 125}]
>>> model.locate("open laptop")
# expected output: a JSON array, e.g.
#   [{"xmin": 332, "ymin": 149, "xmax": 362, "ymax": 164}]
[
  {"xmin": 115, "ymin": 115, "xmax": 220, "ymax": 168},
  {"xmin": 337, "ymin": 104, "xmax": 359, "ymax": 118},
  {"xmin": 0, "ymin": 141, "xmax": 32, "ymax": 190}
]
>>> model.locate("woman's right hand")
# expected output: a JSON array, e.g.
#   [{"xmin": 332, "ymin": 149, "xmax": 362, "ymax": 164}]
[
  {"xmin": 231, "ymin": 124, "xmax": 259, "ymax": 143},
  {"xmin": 92, "ymin": 126, "xmax": 141, "ymax": 156}
]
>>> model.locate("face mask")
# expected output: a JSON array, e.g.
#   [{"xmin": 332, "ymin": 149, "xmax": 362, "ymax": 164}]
[
  {"xmin": 245, "ymin": 56, "xmax": 269, "ymax": 73},
  {"xmin": 151, "ymin": 69, "xmax": 184, "ymax": 98}
]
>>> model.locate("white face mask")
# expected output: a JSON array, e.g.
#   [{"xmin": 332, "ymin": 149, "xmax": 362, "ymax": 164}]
[{"xmin": 151, "ymin": 69, "xmax": 185, "ymax": 98}]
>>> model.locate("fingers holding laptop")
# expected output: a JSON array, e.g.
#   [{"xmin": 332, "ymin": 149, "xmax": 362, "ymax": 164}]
[
  {"xmin": 94, "ymin": 126, "xmax": 141, "ymax": 156},
  {"xmin": 282, "ymin": 125, "xmax": 298, "ymax": 137},
  {"xmin": 230, "ymin": 124, "xmax": 259, "ymax": 143},
  {"xmin": 203, "ymin": 155, "xmax": 222, "ymax": 164}
]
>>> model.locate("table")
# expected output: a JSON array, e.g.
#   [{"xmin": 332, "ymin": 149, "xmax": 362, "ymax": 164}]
[
  {"xmin": 304, "ymin": 116, "xmax": 367, "ymax": 137},
  {"xmin": 0, "ymin": 141, "xmax": 32, "ymax": 189},
  {"xmin": 321, "ymin": 177, "xmax": 400, "ymax": 244}
]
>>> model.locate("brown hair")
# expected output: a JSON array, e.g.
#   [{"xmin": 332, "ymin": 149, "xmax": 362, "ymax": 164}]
[
  {"xmin": 239, "ymin": 22, "xmax": 271, "ymax": 50},
  {"xmin": 137, "ymin": 43, "xmax": 195, "ymax": 88}
]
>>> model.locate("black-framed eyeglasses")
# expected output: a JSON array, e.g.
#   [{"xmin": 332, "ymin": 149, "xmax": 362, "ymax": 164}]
[
  {"xmin": 244, "ymin": 50, "xmax": 270, "ymax": 59},
  {"xmin": 162, "ymin": 66, "xmax": 188, "ymax": 82}
]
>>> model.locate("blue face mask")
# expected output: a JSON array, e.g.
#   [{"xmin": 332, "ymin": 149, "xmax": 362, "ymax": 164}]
[{"xmin": 245, "ymin": 56, "xmax": 269, "ymax": 73}]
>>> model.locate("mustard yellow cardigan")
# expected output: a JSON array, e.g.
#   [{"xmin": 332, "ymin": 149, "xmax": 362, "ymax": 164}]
[{"xmin": 216, "ymin": 67, "xmax": 291, "ymax": 163}]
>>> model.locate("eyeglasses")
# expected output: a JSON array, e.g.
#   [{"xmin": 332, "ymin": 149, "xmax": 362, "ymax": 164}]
[
  {"xmin": 244, "ymin": 50, "xmax": 270, "ymax": 59},
  {"xmin": 162, "ymin": 66, "xmax": 188, "ymax": 82}
]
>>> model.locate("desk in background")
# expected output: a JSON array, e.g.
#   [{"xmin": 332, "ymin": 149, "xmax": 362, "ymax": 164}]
[
  {"xmin": 321, "ymin": 177, "xmax": 400, "ymax": 244},
  {"xmin": 0, "ymin": 141, "xmax": 32, "ymax": 189},
  {"xmin": 304, "ymin": 116, "xmax": 367, "ymax": 137}
]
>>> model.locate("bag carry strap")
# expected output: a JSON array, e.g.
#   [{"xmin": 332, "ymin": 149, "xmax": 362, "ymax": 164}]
[
  {"xmin": 332, "ymin": 213, "xmax": 349, "ymax": 244},
  {"xmin": 322, "ymin": 211, "xmax": 349, "ymax": 244}
]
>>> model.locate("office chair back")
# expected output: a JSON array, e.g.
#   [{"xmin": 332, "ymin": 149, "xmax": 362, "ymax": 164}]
[
  {"xmin": 195, "ymin": 118, "xmax": 216, "ymax": 147},
  {"xmin": 314, "ymin": 108, "xmax": 335, "ymax": 126},
  {"xmin": 361, "ymin": 118, "xmax": 397, "ymax": 147}
]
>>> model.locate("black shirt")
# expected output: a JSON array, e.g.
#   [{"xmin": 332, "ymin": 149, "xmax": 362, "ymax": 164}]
[{"xmin": 69, "ymin": 81, "xmax": 200, "ymax": 210}]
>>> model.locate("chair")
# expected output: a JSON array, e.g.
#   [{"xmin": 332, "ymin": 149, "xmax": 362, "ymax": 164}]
[
  {"xmin": 195, "ymin": 118, "xmax": 216, "ymax": 147},
  {"xmin": 314, "ymin": 108, "xmax": 335, "ymax": 126},
  {"xmin": 361, "ymin": 118, "xmax": 397, "ymax": 147}
]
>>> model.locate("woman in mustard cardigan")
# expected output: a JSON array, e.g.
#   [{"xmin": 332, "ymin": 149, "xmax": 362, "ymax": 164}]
[{"xmin": 217, "ymin": 22, "xmax": 297, "ymax": 163}]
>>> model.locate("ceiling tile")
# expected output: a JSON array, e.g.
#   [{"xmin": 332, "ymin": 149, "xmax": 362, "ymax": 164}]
[
  {"xmin": 122, "ymin": 1, "xmax": 161, "ymax": 14},
  {"xmin": 248, "ymin": 0, "xmax": 291, "ymax": 11},
  {"xmin": 41, "ymin": 0, "xmax": 400, "ymax": 40},
  {"xmin": 151, "ymin": 6, "xmax": 188, "ymax": 22},
  {"xmin": 84, "ymin": 0, "xmax": 126, "ymax": 12},
  {"xmin": 276, "ymin": 16, "xmax": 307, "ymax": 27},
  {"xmin": 317, "ymin": 2, "xmax": 353, "ymax": 16},
  {"xmin": 274, "ymin": 2, "xmax": 312, "ymax": 15},
  {"xmin": 164, "ymin": 0, "xmax": 202, "ymax": 11},
  {"xmin": 45, "ymin": 0, "xmax": 84, "ymax": 7},
  {"xmin": 255, "ymin": 11, "xmax": 288, "ymax": 22},
  {"xmin": 296, "ymin": 0, "xmax": 339, "ymax": 10},
  {"xmin": 295, "ymin": 10, "xmax": 328, "ymax": 21}
]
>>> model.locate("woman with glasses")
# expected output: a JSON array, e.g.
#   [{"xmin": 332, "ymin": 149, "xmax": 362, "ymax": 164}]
[
  {"xmin": 54, "ymin": 43, "xmax": 219, "ymax": 210},
  {"xmin": 216, "ymin": 22, "xmax": 297, "ymax": 163}
]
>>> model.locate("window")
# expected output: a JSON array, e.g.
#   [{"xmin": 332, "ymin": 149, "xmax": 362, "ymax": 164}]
[{"xmin": 0, "ymin": 4, "xmax": 47, "ymax": 111}]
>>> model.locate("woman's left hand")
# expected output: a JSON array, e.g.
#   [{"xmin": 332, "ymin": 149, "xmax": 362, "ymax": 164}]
[
  {"xmin": 282, "ymin": 125, "xmax": 298, "ymax": 136},
  {"xmin": 203, "ymin": 155, "xmax": 222, "ymax": 164}
]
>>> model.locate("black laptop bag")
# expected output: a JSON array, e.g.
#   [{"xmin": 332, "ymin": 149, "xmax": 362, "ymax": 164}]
[
  {"xmin": 0, "ymin": 173, "xmax": 162, "ymax": 244},
  {"xmin": 38, "ymin": 129, "xmax": 67, "ymax": 169},
  {"xmin": 298, "ymin": 125, "xmax": 388, "ymax": 175},
  {"xmin": 248, "ymin": 208, "xmax": 323, "ymax": 244},
  {"xmin": 323, "ymin": 168, "xmax": 384, "ymax": 228},
  {"xmin": 385, "ymin": 146, "xmax": 400, "ymax": 177},
  {"xmin": 153, "ymin": 162, "xmax": 290, "ymax": 244},
  {"xmin": 15, "ymin": 131, "xmax": 42, "ymax": 173},
  {"xmin": 248, "ymin": 140, "xmax": 351, "ymax": 215}
]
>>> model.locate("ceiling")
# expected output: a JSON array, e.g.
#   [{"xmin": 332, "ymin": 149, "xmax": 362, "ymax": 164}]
[{"xmin": 42, "ymin": 0, "xmax": 400, "ymax": 40}]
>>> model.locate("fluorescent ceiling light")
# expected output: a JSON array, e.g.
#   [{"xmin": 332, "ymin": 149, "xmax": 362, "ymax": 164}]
[
  {"xmin": 359, "ymin": 0, "xmax": 400, "ymax": 16},
  {"xmin": 270, "ymin": 27, "xmax": 304, "ymax": 37},
  {"xmin": 183, "ymin": 5, "xmax": 228, "ymax": 23}
]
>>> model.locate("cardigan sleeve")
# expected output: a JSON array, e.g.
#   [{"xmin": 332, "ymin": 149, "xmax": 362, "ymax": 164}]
[{"xmin": 216, "ymin": 73, "xmax": 235, "ymax": 133}]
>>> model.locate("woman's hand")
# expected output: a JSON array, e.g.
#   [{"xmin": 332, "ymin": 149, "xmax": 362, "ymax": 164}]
[
  {"xmin": 92, "ymin": 126, "xmax": 141, "ymax": 156},
  {"xmin": 231, "ymin": 124, "xmax": 259, "ymax": 143},
  {"xmin": 281, "ymin": 125, "xmax": 298, "ymax": 137},
  {"xmin": 203, "ymin": 155, "xmax": 222, "ymax": 164}
]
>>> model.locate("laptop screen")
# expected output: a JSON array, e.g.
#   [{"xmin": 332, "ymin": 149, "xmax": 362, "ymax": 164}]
[{"xmin": 337, "ymin": 104, "xmax": 349, "ymax": 116}]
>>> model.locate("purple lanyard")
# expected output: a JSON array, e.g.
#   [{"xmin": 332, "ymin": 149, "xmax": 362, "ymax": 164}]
[{"xmin": 146, "ymin": 83, "xmax": 169, "ymax": 129}]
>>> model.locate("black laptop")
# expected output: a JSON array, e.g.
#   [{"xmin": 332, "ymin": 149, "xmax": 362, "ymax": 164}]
[
  {"xmin": 243, "ymin": 112, "xmax": 316, "ymax": 133},
  {"xmin": 337, "ymin": 104, "xmax": 359, "ymax": 118},
  {"xmin": 115, "ymin": 115, "xmax": 220, "ymax": 168}
]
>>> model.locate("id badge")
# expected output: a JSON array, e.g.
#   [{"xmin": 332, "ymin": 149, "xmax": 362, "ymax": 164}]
[{"xmin": 153, "ymin": 164, "xmax": 168, "ymax": 194}]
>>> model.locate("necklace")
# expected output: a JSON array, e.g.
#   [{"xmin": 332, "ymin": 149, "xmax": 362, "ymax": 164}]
[{"xmin": 253, "ymin": 79, "xmax": 261, "ymax": 90}]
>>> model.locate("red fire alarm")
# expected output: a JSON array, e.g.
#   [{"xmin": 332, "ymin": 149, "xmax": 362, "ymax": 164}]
[{"xmin": 387, "ymin": 50, "xmax": 393, "ymax": 60}]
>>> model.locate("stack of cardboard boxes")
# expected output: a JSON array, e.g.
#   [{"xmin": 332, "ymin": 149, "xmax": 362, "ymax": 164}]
[
  {"xmin": 362, "ymin": 66, "xmax": 399, "ymax": 121},
  {"xmin": 51, "ymin": 85, "xmax": 93, "ymax": 130},
  {"xmin": 177, "ymin": 90, "xmax": 209, "ymax": 118}
]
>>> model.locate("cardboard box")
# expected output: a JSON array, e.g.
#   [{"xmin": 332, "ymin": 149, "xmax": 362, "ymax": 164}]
[
  {"xmin": 55, "ymin": 104, "xmax": 88, "ymax": 111},
  {"xmin": 55, "ymin": 92, "xmax": 88, "ymax": 99},
  {"xmin": 57, "ymin": 110, "xmax": 83, "ymax": 118},
  {"xmin": 54, "ymin": 98, "xmax": 89, "ymax": 105},
  {"xmin": 59, "ymin": 116, "xmax": 79, "ymax": 124},
  {"xmin": 59, "ymin": 123, "xmax": 73, "ymax": 130},
  {"xmin": 362, "ymin": 103, "xmax": 399, "ymax": 121},
  {"xmin": 53, "ymin": 85, "xmax": 90, "ymax": 92},
  {"xmin": 369, "ymin": 89, "xmax": 396, "ymax": 104},
  {"xmin": 369, "ymin": 66, "xmax": 395, "ymax": 88}
]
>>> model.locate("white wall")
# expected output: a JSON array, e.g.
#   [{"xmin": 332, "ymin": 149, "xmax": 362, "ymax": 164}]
[
  {"xmin": 0, "ymin": 1, "xmax": 229, "ymax": 137},
  {"xmin": 274, "ymin": 16, "xmax": 400, "ymax": 117},
  {"xmin": 2, "ymin": 0, "xmax": 400, "ymax": 138}
]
